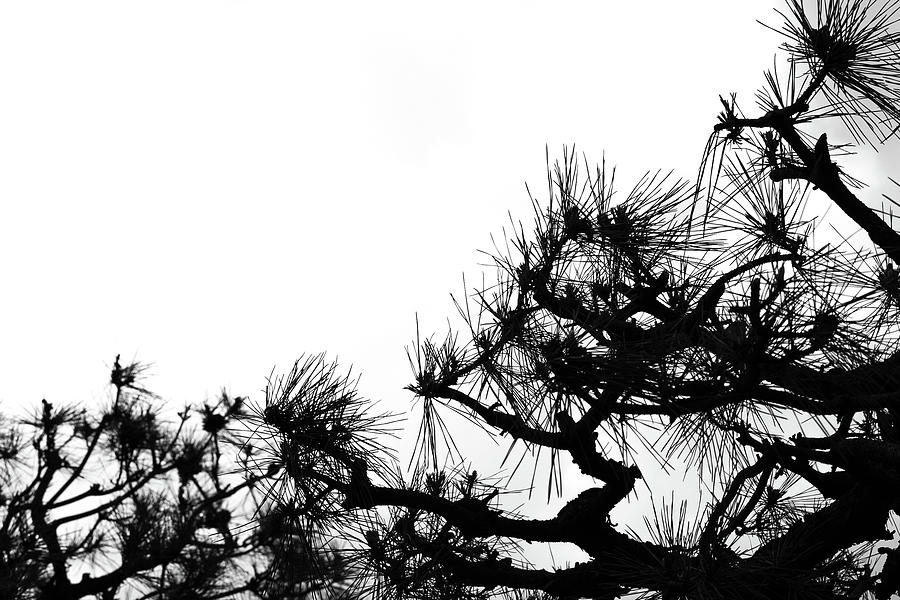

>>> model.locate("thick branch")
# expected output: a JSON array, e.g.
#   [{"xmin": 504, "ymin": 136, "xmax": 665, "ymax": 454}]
[
  {"xmin": 750, "ymin": 484, "xmax": 892, "ymax": 570},
  {"xmin": 776, "ymin": 125, "xmax": 900, "ymax": 265}
]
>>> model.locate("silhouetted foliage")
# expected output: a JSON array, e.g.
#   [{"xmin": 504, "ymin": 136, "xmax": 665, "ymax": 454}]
[
  {"xmin": 238, "ymin": 1, "xmax": 900, "ymax": 599},
  {"xmin": 0, "ymin": 356, "xmax": 351, "ymax": 599}
]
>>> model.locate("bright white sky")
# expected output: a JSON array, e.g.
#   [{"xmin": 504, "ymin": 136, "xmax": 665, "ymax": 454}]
[
  {"xmin": 0, "ymin": 1, "xmax": 779, "ymax": 412},
  {"xmin": 10, "ymin": 0, "xmax": 900, "ymax": 576}
]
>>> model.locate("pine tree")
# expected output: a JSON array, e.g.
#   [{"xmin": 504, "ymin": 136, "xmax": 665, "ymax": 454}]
[
  {"xmin": 240, "ymin": 1, "xmax": 900, "ymax": 598},
  {"xmin": 0, "ymin": 356, "xmax": 352, "ymax": 599}
]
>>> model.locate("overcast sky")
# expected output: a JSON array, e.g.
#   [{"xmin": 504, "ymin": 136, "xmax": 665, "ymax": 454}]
[{"xmin": 0, "ymin": 1, "xmax": 783, "ymax": 412}]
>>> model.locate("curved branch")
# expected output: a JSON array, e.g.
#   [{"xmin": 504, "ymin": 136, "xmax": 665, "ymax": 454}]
[{"xmin": 776, "ymin": 125, "xmax": 900, "ymax": 265}]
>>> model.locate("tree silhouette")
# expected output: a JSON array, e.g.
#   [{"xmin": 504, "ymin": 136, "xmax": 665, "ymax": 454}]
[
  {"xmin": 0, "ymin": 356, "xmax": 352, "ymax": 599},
  {"xmin": 238, "ymin": 1, "xmax": 900, "ymax": 599}
]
